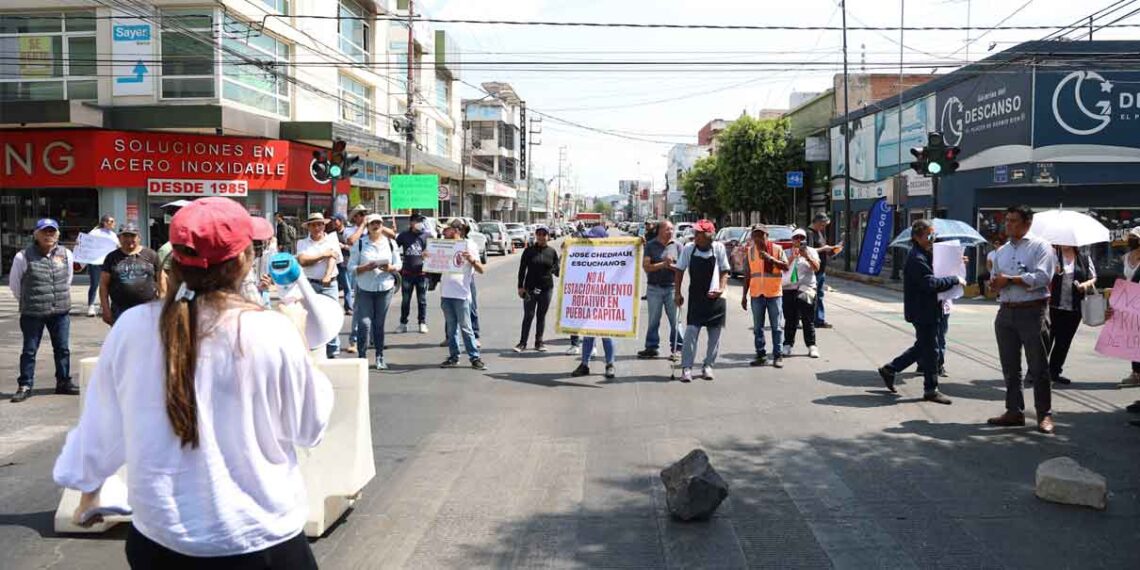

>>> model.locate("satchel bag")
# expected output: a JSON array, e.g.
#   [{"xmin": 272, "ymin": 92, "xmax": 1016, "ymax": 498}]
[{"xmin": 1081, "ymin": 286, "xmax": 1107, "ymax": 327}]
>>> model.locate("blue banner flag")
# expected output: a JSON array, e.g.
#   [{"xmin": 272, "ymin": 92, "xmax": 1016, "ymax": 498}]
[{"xmin": 856, "ymin": 197, "xmax": 894, "ymax": 276}]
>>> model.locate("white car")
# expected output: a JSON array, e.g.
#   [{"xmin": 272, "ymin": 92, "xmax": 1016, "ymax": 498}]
[
  {"xmin": 479, "ymin": 221, "xmax": 514, "ymax": 255},
  {"xmin": 440, "ymin": 216, "xmax": 488, "ymax": 264}
]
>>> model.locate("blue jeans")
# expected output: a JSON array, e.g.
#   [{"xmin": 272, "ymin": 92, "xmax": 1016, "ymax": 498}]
[
  {"xmin": 442, "ymin": 297, "xmax": 479, "ymax": 361},
  {"xmin": 400, "ymin": 274, "xmax": 428, "ymax": 325},
  {"xmin": 581, "ymin": 337, "xmax": 614, "ymax": 365},
  {"xmin": 86, "ymin": 264, "xmax": 101, "ymax": 306},
  {"xmin": 18, "ymin": 313, "xmax": 71, "ymax": 388},
  {"xmin": 937, "ymin": 313, "xmax": 949, "ymax": 367},
  {"xmin": 644, "ymin": 284, "xmax": 682, "ymax": 352},
  {"xmin": 310, "ymin": 279, "xmax": 341, "ymax": 357},
  {"xmin": 814, "ymin": 271, "xmax": 827, "ymax": 325},
  {"xmin": 750, "ymin": 296, "xmax": 784, "ymax": 358},
  {"xmin": 355, "ymin": 288, "xmax": 392, "ymax": 359},
  {"xmin": 337, "ymin": 266, "xmax": 353, "ymax": 312},
  {"xmin": 470, "ymin": 280, "xmax": 480, "ymax": 338},
  {"xmin": 889, "ymin": 322, "xmax": 940, "ymax": 394},
  {"xmin": 681, "ymin": 325, "xmax": 722, "ymax": 369}
]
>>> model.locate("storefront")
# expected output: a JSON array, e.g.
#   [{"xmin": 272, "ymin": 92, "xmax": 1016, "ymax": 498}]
[{"xmin": 1, "ymin": 128, "xmax": 329, "ymax": 270}]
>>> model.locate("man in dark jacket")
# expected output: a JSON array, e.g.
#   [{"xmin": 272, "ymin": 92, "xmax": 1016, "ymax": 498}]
[
  {"xmin": 9, "ymin": 219, "xmax": 79, "ymax": 402},
  {"xmin": 877, "ymin": 219, "xmax": 964, "ymax": 404}
]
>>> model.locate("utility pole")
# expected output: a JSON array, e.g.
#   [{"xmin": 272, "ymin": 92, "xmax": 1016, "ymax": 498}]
[
  {"xmin": 557, "ymin": 146, "xmax": 566, "ymax": 217},
  {"xmin": 459, "ymin": 102, "xmax": 467, "ymax": 217},
  {"xmin": 403, "ymin": 0, "xmax": 415, "ymax": 175},
  {"xmin": 841, "ymin": 0, "xmax": 853, "ymax": 272},
  {"xmin": 526, "ymin": 112, "xmax": 542, "ymax": 223},
  {"xmin": 891, "ymin": 0, "xmax": 905, "ymax": 281}
]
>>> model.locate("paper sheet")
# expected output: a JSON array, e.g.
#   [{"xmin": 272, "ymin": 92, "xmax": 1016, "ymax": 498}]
[{"xmin": 933, "ymin": 240, "xmax": 965, "ymax": 301}]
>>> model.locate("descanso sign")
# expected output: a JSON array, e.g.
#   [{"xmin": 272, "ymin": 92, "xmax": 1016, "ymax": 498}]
[
  {"xmin": 112, "ymin": 24, "xmax": 151, "ymax": 42},
  {"xmin": 964, "ymin": 92, "xmax": 1022, "ymax": 124}
]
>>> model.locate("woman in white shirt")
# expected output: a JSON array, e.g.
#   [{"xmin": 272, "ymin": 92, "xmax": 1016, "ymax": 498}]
[
  {"xmin": 349, "ymin": 214, "xmax": 402, "ymax": 370},
  {"xmin": 53, "ymin": 197, "xmax": 333, "ymax": 567},
  {"xmin": 1120, "ymin": 228, "xmax": 1140, "ymax": 389},
  {"xmin": 1046, "ymin": 245, "xmax": 1096, "ymax": 385}
]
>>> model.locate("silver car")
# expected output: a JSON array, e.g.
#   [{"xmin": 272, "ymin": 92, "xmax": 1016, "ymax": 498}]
[
  {"xmin": 505, "ymin": 223, "xmax": 529, "ymax": 248},
  {"xmin": 479, "ymin": 222, "xmax": 514, "ymax": 255}
]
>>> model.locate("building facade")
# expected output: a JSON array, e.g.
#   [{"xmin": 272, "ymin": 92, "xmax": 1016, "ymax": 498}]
[{"xmin": 665, "ymin": 143, "xmax": 706, "ymax": 221}]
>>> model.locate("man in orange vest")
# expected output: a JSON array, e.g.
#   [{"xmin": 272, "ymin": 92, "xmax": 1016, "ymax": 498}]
[{"xmin": 741, "ymin": 224, "xmax": 790, "ymax": 368}]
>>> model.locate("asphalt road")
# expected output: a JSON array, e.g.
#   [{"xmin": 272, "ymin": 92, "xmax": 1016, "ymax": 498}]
[{"xmin": 2, "ymin": 236, "xmax": 1139, "ymax": 568}]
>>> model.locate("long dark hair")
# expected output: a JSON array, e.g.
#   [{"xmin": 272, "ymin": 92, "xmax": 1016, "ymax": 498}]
[{"xmin": 159, "ymin": 245, "xmax": 254, "ymax": 448}]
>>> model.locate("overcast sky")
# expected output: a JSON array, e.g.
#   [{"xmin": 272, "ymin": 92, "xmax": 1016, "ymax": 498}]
[{"xmin": 418, "ymin": 0, "xmax": 1139, "ymax": 197}]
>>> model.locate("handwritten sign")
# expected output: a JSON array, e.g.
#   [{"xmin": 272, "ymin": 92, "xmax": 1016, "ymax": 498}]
[
  {"xmin": 1095, "ymin": 279, "xmax": 1140, "ymax": 361},
  {"xmin": 556, "ymin": 237, "xmax": 643, "ymax": 338},
  {"xmin": 933, "ymin": 240, "xmax": 965, "ymax": 301},
  {"xmin": 423, "ymin": 239, "xmax": 467, "ymax": 274},
  {"xmin": 72, "ymin": 232, "xmax": 120, "ymax": 265}
]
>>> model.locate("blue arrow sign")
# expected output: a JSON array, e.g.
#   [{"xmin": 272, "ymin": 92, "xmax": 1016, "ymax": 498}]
[
  {"xmin": 786, "ymin": 170, "xmax": 804, "ymax": 188},
  {"xmin": 116, "ymin": 60, "xmax": 148, "ymax": 84}
]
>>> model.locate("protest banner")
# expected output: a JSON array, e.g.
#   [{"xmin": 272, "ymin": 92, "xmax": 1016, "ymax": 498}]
[
  {"xmin": 555, "ymin": 236, "xmax": 643, "ymax": 338},
  {"xmin": 1095, "ymin": 279, "xmax": 1140, "ymax": 360},
  {"xmin": 72, "ymin": 232, "xmax": 119, "ymax": 265},
  {"xmin": 423, "ymin": 238, "xmax": 468, "ymax": 274}
]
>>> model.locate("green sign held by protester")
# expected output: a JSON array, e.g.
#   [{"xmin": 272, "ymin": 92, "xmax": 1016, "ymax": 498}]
[{"xmin": 391, "ymin": 174, "xmax": 440, "ymax": 210}]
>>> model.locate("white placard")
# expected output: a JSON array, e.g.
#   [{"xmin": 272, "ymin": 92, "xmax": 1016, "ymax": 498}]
[
  {"xmin": 147, "ymin": 179, "xmax": 249, "ymax": 197},
  {"xmin": 423, "ymin": 239, "xmax": 468, "ymax": 274},
  {"xmin": 72, "ymin": 232, "xmax": 120, "ymax": 265},
  {"xmin": 933, "ymin": 240, "xmax": 966, "ymax": 301},
  {"xmin": 556, "ymin": 237, "xmax": 643, "ymax": 338},
  {"xmin": 111, "ymin": 11, "xmax": 155, "ymax": 97}
]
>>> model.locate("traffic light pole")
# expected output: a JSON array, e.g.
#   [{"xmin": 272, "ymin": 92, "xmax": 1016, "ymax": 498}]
[
  {"xmin": 841, "ymin": 0, "xmax": 853, "ymax": 272},
  {"xmin": 932, "ymin": 175, "xmax": 940, "ymax": 219},
  {"xmin": 403, "ymin": 0, "xmax": 415, "ymax": 177}
]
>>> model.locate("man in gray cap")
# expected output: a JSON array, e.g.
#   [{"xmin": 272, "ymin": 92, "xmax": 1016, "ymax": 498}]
[{"xmin": 100, "ymin": 222, "xmax": 164, "ymax": 325}]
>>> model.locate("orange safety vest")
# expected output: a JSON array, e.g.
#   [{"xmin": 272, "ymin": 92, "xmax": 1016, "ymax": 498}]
[{"xmin": 747, "ymin": 243, "xmax": 784, "ymax": 298}]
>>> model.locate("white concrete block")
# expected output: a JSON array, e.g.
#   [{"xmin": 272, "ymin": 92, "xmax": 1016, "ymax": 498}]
[{"xmin": 1035, "ymin": 457, "xmax": 1107, "ymax": 510}]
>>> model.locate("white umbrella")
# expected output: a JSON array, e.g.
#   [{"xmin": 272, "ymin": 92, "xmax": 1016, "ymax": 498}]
[{"xmin": 1029, "ymin": 209, "xmax": 1110, "ymax": 247}]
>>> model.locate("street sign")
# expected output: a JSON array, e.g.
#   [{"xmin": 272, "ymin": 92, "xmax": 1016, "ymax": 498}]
[
  {"xmin": 391, "ymin": 174, "xmax": 441, "ymax": 209},
  {"xmin": 786, "ymin": 171, "xmax": 804, "ymax": 188},
  {"xmin": 438, "ymin": 184, "xmax": 451, "ymax": 201},
  {"xmin": 111, "ymin": 11, "xmax": 154, "ymax": 97},
  {"xmin": 993, "ymin": 165, "xmax": 1009, "ymax": 184}
]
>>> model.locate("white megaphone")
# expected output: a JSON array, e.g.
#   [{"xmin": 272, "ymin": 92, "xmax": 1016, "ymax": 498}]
[{"xmin": 268, "ymin": 253, "xmax": 344, "ymax": 353}]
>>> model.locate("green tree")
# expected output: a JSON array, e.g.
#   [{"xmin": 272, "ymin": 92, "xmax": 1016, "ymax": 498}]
[
  {"xmin": 714, "ymin": 116, "xmax": 805, "ymax": 223},
  {"xmin": 591, "ymin": 198, "xmax": 614, "ymax": 217},
  {"xmin": 680, "ymin": 155, "xmax": 723, "ymax": 221}
]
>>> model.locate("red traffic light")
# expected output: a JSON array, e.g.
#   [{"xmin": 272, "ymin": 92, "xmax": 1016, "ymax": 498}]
[{"xmin": 944, "ymin": 146, "xmax": 961, "ymax": 160}]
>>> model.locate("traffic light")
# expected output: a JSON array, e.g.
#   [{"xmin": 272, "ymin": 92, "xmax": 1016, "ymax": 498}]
[
  {"xmin": 909, "ymin": 132, "xmax": 960, "ymax": 177},
  {"xmin": 329, "ymin": 139, "xmax": 347, "ymax": 179},
  {"xmin": 342, "ymin": 153, "xmax": 360, "ymax": 179},
  {"xmin": 940, "ymin": 145, "xmax": 961, "ymax": 175},
  {"xmin": 311, "ymin": 150, "xmax": 331, "ymax": 183},
  {"xmin": 909, "ymin": 146, "xmax": 930, "ymax": 175}
]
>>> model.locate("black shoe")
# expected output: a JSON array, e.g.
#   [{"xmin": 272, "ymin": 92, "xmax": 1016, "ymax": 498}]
[
  {"xmin": 938, "ymin": 366, "xmax": 949, "ymax": 378},
  {"xmin": 513, "ymin": 343, "xmax": 526, "ymax": 353},
  {"xmin": 55, "ymin": 381, "xmax": 80, "ymax": 396},
  {"xmin": 923, "ymin": 392, "xmax": 952, "ymax": 405},
  {"xmin": 878, "ymin": 366, "xmax": 897, "ymax": 393},
  {"xmin": 1053, "ymin": 375, "xmax": 1072, "ymax": 385},
  {"xmin": 470, "ymin": 358, "xmax": 486, "ymax": 371},
  {"xmin": 534, "ymin": 343, "xmax": 548, "ymax": 353},
  {"xmin": 1126, "ymin": 401, "xmax": 1140, "ymax": 413},
  {"xmin": 750, "ymin": 355, "xmax": 768, "ymax": 367},
  {"xmin": 636, "ymin": 348, "xmax": 659, "ymax": 359},
  {"xmin": 10, "ymin": 386, "xmax": 32, "ymax": 403},
  {"xmin": 773, "ymin": 357, "xmax": 784, "ymax": 369},
  {"xmin": 1130, "ymin": 419, "xmax": 1140, "ymax": 428},
  {"xmin": 571, "ymin": 364, "xmax": 590, "ymax": 377},
  {"xmin": 604, "ymin": 364, "xmax": 616, "ymax": 379},
  {"xmin": 440, "ymin": 357, "xmax": 459, "ymax": 368},
  {"xmin": 817, "ymin": 322, "xmax": 834, "ymax": 329}
]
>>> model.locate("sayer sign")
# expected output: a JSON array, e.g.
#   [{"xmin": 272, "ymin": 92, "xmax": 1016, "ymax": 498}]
[
  {"xmin": 1, "ymin": 129, "xmax": 328, "ymax": 193},
  {"xmin": 556, "ymin": 236, "xmax": 643, "ymax": 338}
]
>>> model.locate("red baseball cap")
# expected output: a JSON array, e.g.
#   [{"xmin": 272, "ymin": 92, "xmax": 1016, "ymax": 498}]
[
  {"xmin": 251, "ymin": 216, "xmax": 274, "ymax": 241},
  {"xmin": 169, "ymin": 197, "xmax": 256, "ymax": 269},
  {"xmin": 693, "ymin": 219, "xmax": 717, "ymax": 234}
]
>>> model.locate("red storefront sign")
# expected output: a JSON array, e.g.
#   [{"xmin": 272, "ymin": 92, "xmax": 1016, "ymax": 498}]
[{"xmin": 1, "ymin": 129, "xmax": 329, "ymax": 193}]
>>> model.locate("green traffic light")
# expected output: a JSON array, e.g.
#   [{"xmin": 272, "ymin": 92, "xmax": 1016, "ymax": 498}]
[
  {"xmin": 329, "ymin": 164, "xmax": 343, "ymax": 178},
  {"xmin": 927, "ymin": 161, "xmax": 942, "ymax": 175}
]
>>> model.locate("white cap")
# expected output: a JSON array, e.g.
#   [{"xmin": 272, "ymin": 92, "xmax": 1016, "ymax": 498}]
[
  {"xmin": 364, "ymin": 214, "xmax": 384, "ymax": 225},
  {"xmin": 792, "ymin": 228, "xmax": 808, "ymax": 239}
]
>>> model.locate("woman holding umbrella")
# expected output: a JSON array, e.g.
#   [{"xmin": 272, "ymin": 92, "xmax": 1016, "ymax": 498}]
[{"xmin": 1046, "ymin": 245, "xmax": 1096, "ymax": 385}]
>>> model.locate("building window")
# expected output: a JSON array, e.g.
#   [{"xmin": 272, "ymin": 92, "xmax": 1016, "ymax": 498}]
[
  {"xmin": 161, "ymin": 9, "xmax": 217, "ymax": 99},
  {"xmin": 258, "ymin": 0, "xmax": 290, "ymax": 13},
  {"xmin": 435, "ymin": 77, "xmax": 448, "ymax": 113},
  {"xmin": 470, "ymin": 121, "xmax": 495, "ymax": 143},
  {"xmin": 499, "ymin": 123, "xmax": 516, "ymax": 152},
  {"xmin": 338, "ymin": 0, "xmax": 370, "ymax": 63},
  {"xmin": 339, "ymin": 74, "xmax": 372, "ymax": 129},
  {"xmin": 221, "ymin": 17, "xmax": 290, "ymax": 116},
  {"xmin": 435, "ymin": 124, "xmax": 449, "ymax": 157},
  {"xmin": 0, "ymin": 11, "xmax": 96, "ymax": 102}
]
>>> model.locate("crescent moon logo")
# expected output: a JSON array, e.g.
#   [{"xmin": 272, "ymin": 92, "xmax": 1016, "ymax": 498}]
[
  {"xmin": 1052, "ymin": 70, "xmax": 1112, "ymax": 136},
  {"xmin": 940, "ymin": 96, "xmax": 964, "ymax": 146}
]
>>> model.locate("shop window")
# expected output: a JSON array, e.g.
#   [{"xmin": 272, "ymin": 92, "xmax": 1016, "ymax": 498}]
[
  {"xmin": 0, "ymin": 11, "xmax": 97, "ymax": 102},
  {"xmin": 161, "ymin": 9, "xmax": 217, "ymax": 99},
  {"xmin": 435, "ymin": 77, "xmax": 448, "ymax": 113},
  {"xmin": 221, "ymin": 16, "xmax": 291, "ymax": 116},
  {"xmin": 339, "ymin": 73, "xmax": 372, "ymax": 129},
  {"xmin": 338, "ymin": 0, "xmax": 370, "ymax": 63},
  {"xmin": 498, "ymin": 123, "xmax": 516, "ymax": 151}
]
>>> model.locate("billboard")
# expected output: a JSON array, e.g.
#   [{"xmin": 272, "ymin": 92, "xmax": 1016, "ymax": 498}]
[
  {"xmin": 935, "ymin": 71, "xmax": 1031, "ymax": 166},
  {"xmin": 1034, "ymin": 69, "xmax": 1140, "ymax": 158},
  {"xmin": 875, "ymin": 95, "xmax": 935, "ymax": 179},
  {"xmin": 830, "ymin": 115, "xmax": 876, "ymax": 183}
]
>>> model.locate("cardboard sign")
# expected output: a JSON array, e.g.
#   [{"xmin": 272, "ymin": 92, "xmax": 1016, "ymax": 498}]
[
  {"xmin": 72, "ymin": 232, "xmax": 120, "ymax": 265},
  {"xmin": 423, "ymin": 239, "xmax": 468, "ymax": 274},
  {"xmin": 1095, "ymin": 279, "xmax": 1140, "ymax": 361},
  {"xmin": 555, "ymin": 237, "xmax": 643, "ymax": 338}
]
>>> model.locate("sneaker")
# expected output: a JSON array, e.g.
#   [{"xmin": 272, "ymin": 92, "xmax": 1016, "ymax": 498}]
[
  {"xmin": 10, "ymin": 386, "xmax": 32, "ymax": 403},
  {"xmin": 396, "ymin": 323, "xmax": 408, "ymax": 334},
  {"xmin": 86, "ymin": 304, "xmax": 97, "ymax": 317},
  {"xmin": 604, "ymin": 364, "xmax": 616, "ymax": 379},
  {"xmin": 1053, "ymin": 375, "xmax": 1072, "ymax": 385},
  {"xmin": 878, "ymin": 366, "xmax": 897, "ymax": 393},
  {"xmin": 571, "ymin": 364, "xmax": 590, "ymax": 377},
  {"xmin": 566, "ymin": 345, "xmax": 581, "ymax": 355},
  {"xmin": 419, "ymin": 323, "xmax": 429, "ymax": 334},
  {"xmin": 808, "ymin": 346, "xmax": 820, "ymax": 358},
  {"xmin": 781, "ymin": 344, "xmax": 794, "ymax": 357},
  {"xmin": 680, "ymin": 368, "xmax": 693, "ymax": 383},
  {"xmin": 938, "ymin": 365, "xmax": 948, "ymax": 378},
  {"xmin": 344, "ymin": 343, "xmax": 357, "ymax": 354},
  {"xmin": 440, "ymin": 357, "xmax": 459, "ymax": 368},
  {"xmin": 773, "ymin": 357, "xmax": 784, "ymax": 369},
  {"xmin": 55, "ymin": 381, "xmax": 80, "ymax": 395},
  {"xmin": 1119, "ymin": 372, "xmax": 1140, "ymax": 388},
  {"xmin": 701, "ymin": 366, "xmax": 714, "ymax": 380},
  {"xmin": 817, "ymin": 322, "xmax": 834, "ymax": 329},
  {"xmin": 470, "ymin": 359, "xmax": 486, "ymax": 371},
  {"xmin": 513, "ymin": 343, "xmax": 526, "ymax": 353},
  {"xmin": 923, "ymin": 392, "xmax": 952, "ymax": 405},
  {"xmin": 750, "ymin": 355, "xmax": 768, "ymax": 367},
  {"xmin": 374, "ymin": 357, "xmax": 388, "ymax": 370},
  {"xmin": 535, "ymin": 343, "xmax": 548, "ymax": 353},
  {"xmin": 637, "ymin": 348, "xmax": 659, "ymax": 359}
]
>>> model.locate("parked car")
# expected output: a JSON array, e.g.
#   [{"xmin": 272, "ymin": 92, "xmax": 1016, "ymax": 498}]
[
  {"xmin": 714, "ymin": 226, "xmax": 749, "ymax": 277},
  {"xmin": 505, "ymin": 223, "xmax": 529, "ymax": 248},
  {"xmin": 440, "ymin": 216, "xmax": 489, "ymax": 264},
  {"xmin": 479, "ymin": 221, "xmax": 514, "ymax": 255},
  {"xmin": 728, "ymin": 224, "xmax": 797, "ymax": 278}
]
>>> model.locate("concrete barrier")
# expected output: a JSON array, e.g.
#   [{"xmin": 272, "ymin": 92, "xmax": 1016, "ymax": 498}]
[{"xmin": 55, "ymin": 357, "xmax": 374, "ymax": 537}]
